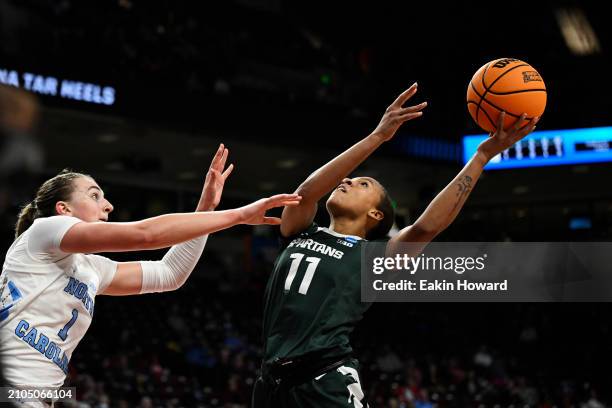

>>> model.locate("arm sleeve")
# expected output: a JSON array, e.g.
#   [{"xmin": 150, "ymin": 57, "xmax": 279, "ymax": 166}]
[
  {"xmin": 139, "ymin": 235, "xmax": 208, "ymax": 294},
  {"xmin": 86, "ymin": 254, "xmax": 119, "ymax": 294},
  {"xmin": 27, "ymin": 216, "xmax": 82, "ymax": 261}
]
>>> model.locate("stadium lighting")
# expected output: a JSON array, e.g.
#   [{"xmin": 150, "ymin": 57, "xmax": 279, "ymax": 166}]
[{"xmin": 555, "ymin": 7, "xmax": 601, "ymax": 56}]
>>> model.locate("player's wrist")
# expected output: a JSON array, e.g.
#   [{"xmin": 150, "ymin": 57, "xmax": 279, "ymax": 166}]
[
  {"xmin": 474, "ymin": 149, "xmax": 492, "ymax": 166},
  {"xmin": 368, "ymin": 131, "xmax": 390, "ymax": 144},
  {"xmin": 233, "ymin": 206, "xmax": 253, "ymax": 224}
]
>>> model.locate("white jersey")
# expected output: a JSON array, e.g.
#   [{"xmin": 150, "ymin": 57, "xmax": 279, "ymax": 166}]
[{"xmin": 0, "ymin": 216, "xmax": 117, "ymax": 388}]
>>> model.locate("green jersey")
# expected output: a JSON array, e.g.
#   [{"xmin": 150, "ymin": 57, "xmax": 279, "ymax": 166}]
[{"xmin": 262, "ymin": 224, "xmax": 371, "ymax": 363}]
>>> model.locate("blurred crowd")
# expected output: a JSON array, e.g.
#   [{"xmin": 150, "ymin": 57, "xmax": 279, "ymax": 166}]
[{"xmin": 44, "ymin": 247, "xmax": 609, "ymax": 408}]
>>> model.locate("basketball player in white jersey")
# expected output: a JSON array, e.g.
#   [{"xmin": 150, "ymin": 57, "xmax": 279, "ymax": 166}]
[{"xmin": 0, "ymin": 144, "xmax": 301, "ymax": 407}]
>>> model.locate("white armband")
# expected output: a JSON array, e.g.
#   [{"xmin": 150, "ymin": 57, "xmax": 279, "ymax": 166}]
[{"xmin": 139, "ymin": 235, "xmax": 208, "ymax": 294}]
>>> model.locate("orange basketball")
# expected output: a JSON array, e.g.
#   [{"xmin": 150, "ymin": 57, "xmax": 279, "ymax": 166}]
[{"xmin": 466, "ymin": 58, "xmax": 546, "ymax": 133}]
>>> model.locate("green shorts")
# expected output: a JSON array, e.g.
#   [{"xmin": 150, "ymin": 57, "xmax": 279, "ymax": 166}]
[{"xmin": 252, "ymin": 358, "xmax": 369, "ymax": 408}]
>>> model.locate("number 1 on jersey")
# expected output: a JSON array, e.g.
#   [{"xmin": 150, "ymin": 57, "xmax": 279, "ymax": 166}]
[
  {"xmin": 284, "ymin": 253, "xmax": 321, "ymax": 295},
  {"xmin": 58, "ymin": 309, "xmax": 78, "ymax": 341}
]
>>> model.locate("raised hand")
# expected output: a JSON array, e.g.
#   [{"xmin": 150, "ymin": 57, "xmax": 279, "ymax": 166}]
[
  {"xmin": 239, "ymin": 194, "xmax": 302, "ymax": 225},
  {"xmin": 197, "ymin": 143, "xmax": 235, "ymax": 211},
  {"xmin": 371, "ymin": 82, "xmax": 428, "ymax": 141},
  {"xmin": 477, "ymin": 112, "xmax": 540, "ymax": 162}
]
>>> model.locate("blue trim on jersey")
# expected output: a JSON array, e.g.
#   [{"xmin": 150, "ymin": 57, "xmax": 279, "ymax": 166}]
[
  {"xmin": 0, "ymin": 281, "xmax": 23, "ymax": 322},
  {"xmin": 8, "ymin": 281, "xmax": 23, "ymax": 301},
  {"xmin": 0, "ymin": 304, "xmax": 13, "ymax": 322}
]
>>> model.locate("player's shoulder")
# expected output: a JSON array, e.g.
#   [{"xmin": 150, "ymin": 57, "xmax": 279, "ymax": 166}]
[
  {"xmin": 280, "ymin": 223, "xmax": 326, "ymax": 248},
  {"xmin": 282, "ymin": 222, "xmax": 321, "ymax": 239},
  {"xmin": 32, "ymin": 215, "xmax": 73, "ymax": 224},
  {"xmin": 28, "ymin": 215, "xmax": 82, "ymax": 232},
  {"xmin": 298, "ymin": 222, "xmax": 322, "ymax": 237}
]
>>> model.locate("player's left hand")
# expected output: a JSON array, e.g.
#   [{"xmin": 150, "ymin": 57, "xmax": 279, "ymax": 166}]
[
  {"xmin": 477, "ymin": 112, "xmax": 539, "ymax": 162},
  {"xmin": 197, "ymin": 143, "xmax": 234, "ymax": 211},
  {"xmin": 238, "ymin": 194, "xmax": 302, "ymax": 225},
  {"xmin": 371, "ymin": 83, "xmax": 428, "ymax": 142}
]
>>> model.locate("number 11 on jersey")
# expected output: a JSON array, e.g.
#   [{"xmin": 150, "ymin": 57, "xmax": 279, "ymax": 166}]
[{"xmin": 284, "ymin": 253, "xmax": 321, "ymax": 295}]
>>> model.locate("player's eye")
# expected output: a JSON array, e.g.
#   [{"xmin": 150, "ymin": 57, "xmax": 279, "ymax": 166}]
[
  {"xmin": 361, "ymin": 182, "xmax": 368, "ymax": 187},
  {"xmin": 91, "ymin": 193, "xmax": 99, "ymax": 200}
]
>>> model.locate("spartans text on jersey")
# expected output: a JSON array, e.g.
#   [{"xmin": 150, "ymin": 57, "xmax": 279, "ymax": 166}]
[{"xmin": 287, "ymin": 238, "xmax": 344, "ymax": 259}]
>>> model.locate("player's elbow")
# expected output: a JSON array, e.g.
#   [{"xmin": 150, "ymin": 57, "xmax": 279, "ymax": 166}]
[
  {"xmin": 294, "ymin": 174, "xmax": 323, "ymax": 200},
  {"xmin": 410, "ymin": 221, "xmax": 442, "ymax": 241},
  {"xmin": 280, "ymin": 223, "xmax": 300, "ymax": 239},
  {"xmin": 172, "ymin": 277, "xmax": 188, "ymax": 291},
  {"xmin": 294, "ymin": 184, "xmax": 312, "ymax": 199},
  {"xmin": 163, "ymin": 268, "xmax": 190, "ymax": 292}
]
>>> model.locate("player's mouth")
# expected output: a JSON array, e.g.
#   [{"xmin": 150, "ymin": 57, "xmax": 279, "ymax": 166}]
[{"xmin": 337, "ymin": 185, "xmax": 347, "ymax": 193}]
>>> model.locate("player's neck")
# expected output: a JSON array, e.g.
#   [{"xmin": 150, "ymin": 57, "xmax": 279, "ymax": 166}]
[{"xmin": 328, "ymin": 217, "xmax": 366, "ymax": 239}]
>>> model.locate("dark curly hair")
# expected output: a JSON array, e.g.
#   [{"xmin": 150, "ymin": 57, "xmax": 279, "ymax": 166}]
[{"xmin": 366, "ymin": 181, "xmax": 395, "ymax": 240}]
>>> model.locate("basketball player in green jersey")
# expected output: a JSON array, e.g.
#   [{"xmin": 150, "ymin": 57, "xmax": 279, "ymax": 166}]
[{"xmin": 253, "ymin": 83, "xmax": 539, "ymax": 407}]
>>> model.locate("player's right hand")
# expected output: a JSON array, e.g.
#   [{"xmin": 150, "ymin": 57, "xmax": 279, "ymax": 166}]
[
  {"xmin": 197, "ymin": 143, "xmax": 234, "ymax": 211},
  {"xmin": 238, "ymin": 194, "xmax": 302, "ymax": 225},
  {"xmin": 477, "ymin": 111, "xmax": 539, "ymax": 162},
  {"xmin": 371, "ymin": 83, "xmax": 428, "ymax": 142}
]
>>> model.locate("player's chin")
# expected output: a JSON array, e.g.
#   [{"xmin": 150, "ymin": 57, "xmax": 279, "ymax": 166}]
[
  {"xmin": 326, "ymin": 191, "xmax": 343, "ymax": 205},
  {"xmin": 326, "ymin": 192, "xmax": 350, "ymax": 213}
]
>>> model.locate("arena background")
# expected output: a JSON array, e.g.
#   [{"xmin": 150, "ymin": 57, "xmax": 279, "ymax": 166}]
[{"xmin": 1, "ymin": 1, "xmax": 611, "ymax": 407}]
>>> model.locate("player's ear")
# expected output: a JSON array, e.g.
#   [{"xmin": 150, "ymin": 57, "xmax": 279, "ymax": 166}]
[
  {"xmin": 55, "ymin": 201, "xmax": 72, "ymax": 216},
  {"xmin": 367, "ymin": 209, "xmax": 384, "ymax": 222}
]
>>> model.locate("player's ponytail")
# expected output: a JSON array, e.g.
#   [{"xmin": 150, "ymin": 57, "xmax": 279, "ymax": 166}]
[
  {"xmin": 15, "ymin": 169, "xmax": 89, "ymax": 238},
  {"xmin": 15, "ymin": 201, "xmax": 39, "ymax": 238}
]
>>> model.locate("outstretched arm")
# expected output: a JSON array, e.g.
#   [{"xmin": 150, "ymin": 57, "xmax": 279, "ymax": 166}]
[
  {"xmin": 61, "ymin": 194, "xmax": 299, "ymax": 254},
  {"xmin": 390, "ymin": 112, "xmax": 539, "ymax": 252},
  {"xmin": 281, "ymin": 83, "xmax": 427, "ymax": 237},
  {"xmin": 103, "ymin": 144, "xmax": 236, "ymax": 295}
]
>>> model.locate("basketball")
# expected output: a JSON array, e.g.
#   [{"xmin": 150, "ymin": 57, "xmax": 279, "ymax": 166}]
[{"xmin": 467, "ymin": 58, "xmax": 547, "ymax": 133}]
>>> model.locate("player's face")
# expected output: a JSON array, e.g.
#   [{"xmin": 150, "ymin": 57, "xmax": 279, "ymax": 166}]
[
  {"xmin": 326, "ymin": 177, "xmax": 384, "ymax": 218},
  {"xmin": 63, "ymin": 177, "xmax": 114, "ymax": 222}
]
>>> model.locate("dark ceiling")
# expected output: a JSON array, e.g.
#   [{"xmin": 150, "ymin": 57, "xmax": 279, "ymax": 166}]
[{"xmin": 1, "ymin": 0, "xmax": 609, "ymax": 146}]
